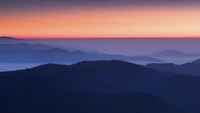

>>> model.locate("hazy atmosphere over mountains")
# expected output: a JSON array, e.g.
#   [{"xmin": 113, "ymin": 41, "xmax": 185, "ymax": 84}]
[
  {"xmin": 1, "ymin": 0, "xmax": 200, "ymax": 112},
  {"xmin": 1, "ymin": 37, "xmax": 200, "ymax": 113},
  {"xmin": 1, "ymin": 37, "xmax": 200, "ymax": 70}
]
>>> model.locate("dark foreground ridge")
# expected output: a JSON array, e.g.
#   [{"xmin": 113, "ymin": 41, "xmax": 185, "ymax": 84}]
[
  {"xmin": 146, "ymin": 61, "xmax": 200, "ymax": 76},
  {"xmin": 1, "ymin": 60, "xmax": 200, "ymax": 113}
]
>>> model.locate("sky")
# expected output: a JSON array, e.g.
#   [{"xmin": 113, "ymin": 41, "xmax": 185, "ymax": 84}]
[{"xmin": 1, "ymin": 0, "xmax": 200, "ymax": 38}]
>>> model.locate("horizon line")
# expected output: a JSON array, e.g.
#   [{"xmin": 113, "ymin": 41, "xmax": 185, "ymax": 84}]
[{"xmin": 2, "ymin": 36, "xmax": 200, "ymax": 39}]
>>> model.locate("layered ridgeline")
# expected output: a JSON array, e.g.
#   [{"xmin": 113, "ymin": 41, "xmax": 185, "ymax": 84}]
[
  {"xmin": 0, "ymin": 36, "xmax": 27, "ymax": 44},
  {"xmin": 0, "ymin": 37, "xmax": 162, "ymax": 63},
  {"xmin": 150, "ymin": 50, "xmax": 200, "ymax": 57},
  {"xmin": 146, "ymin": 58, "xmax": 200, "ymax": 76},
  {"xmin": 1, "ymin": 60, "xmax": 200, "ymax": 112},
  {"xmin": 0, "ymin": 43, "xmax": 54, "ymax": 50},
  {"xmin": 0, "ymin": 43, "xmax": 162, "ymax": 63},
  {"xmin": 0, "ymin": 36, "xmax": 16, "ymax": 40}
]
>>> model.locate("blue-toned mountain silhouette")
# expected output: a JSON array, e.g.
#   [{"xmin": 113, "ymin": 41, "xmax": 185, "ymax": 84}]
[
  {"xmin": 0, "ymin": 60, "xmax": 187, "ymax": 113},
  {"xmin": 0, "ymin": 43, "xmax": 54, "ymax": 50},
  {"xmin": 0, "ymin": 36, "xmax": 28, "ymax": 44},
  {"xmin": 146, "ymin": 58, "xmax": 200, "ymax": 76},
  {"xmin": 0, "ymin": 36, "xmax": 16, "ymax": 40},
  {"xmin": 150, "ymin": 49, "xmax": 200, "ymax": 57},
  {"xmin": 0, "ymin": 46, "xmax": 162, "ymax": 63}
]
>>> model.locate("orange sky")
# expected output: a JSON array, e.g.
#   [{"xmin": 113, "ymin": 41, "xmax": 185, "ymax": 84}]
[{"xmin": 1, "ymin": 5, "xmax": 200, "ymax": 38}]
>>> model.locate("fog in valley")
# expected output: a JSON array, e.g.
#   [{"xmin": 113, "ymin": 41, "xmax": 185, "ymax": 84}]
[{"xmin": 1, "ymin": 37, "xmax": 200, "ymax": 71}]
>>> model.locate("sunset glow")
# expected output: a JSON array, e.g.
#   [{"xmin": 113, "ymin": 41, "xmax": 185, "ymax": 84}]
[{"xmin": 1, "ymin": 5, "xmax": 200, "ymax": 38}]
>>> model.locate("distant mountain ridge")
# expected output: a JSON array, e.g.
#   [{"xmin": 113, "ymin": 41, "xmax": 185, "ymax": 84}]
[
  {"xmin": 0, "ymin": 45, "xmax": 162, "ymax": 63},
  {"xmin": 146, "ymin": 60, "xmax": 200, "ymax": 76},
  {"xmin": 0, "ymin": 36, "xmax": 16, "ymax": 40},
  {"xmin": 150, "ymin": 49, "xmax": 200, "ymax": 57},
  {"xmin": 0, "ymin": 43, "xmax": 54, "ymax": 50},
  {"xmin": 191, "ymin": 58, "xmax": 200, "ymax": 64},
  {"xmin": 0, "ymin": 36, "xmax": 29, "ymax": 44}
]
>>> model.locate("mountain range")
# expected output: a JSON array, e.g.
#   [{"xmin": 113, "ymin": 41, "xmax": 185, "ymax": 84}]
[
  {"xmin": 0, "ymin": 36, "xmax": 27, "ymax": 44},
  {"xmin": 1, "ymin": 36, "xmax": 200, "ymax": 113},
  {"xmin": 146, "ymin": 58, "xmax": 200, "ymax": 76},
  {"xmin": 0, "ymin": 60, "xmax": 187, "ymax": 113},
  {"xmin": 0, "ymin": 43, "xmax": 162, "ymax": 63},
  {"xmin": 150, "ymin": 49, "xmax": 200, "ymax": 57},
  {"xmin": 0, "ymin": 43, "xmax": 54, "ymax": 50},
  {"xmin": 0, "ymin": 36, "xmax": 16, "ymax": 40},
  {"xmin": 1, "ymin": 60, "xmax": 200, "ymax": 112}
]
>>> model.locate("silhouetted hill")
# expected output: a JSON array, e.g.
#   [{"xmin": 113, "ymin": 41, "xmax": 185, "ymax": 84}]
[
  {"xmin": 150, "ymin": 50, "xmax": 200, "ymax": 57},
  {"xmin": 0, "ymin": 48, "xmax": 162, "ymax": 63},
  {"xmin": 191, "ymin": 58, "xmax": 200, "ymax": 64},
  {"xmin": 146, "ymin": 62, "xmax": 200, "ymax": 76},
  {"xmin": 0, "ymin": 36, "xmax": 29, "ymax": 44},
  {"xmin": 7, "ymin": 61, "xmax": 200, "ymax": 113},
  {"xmin": 0, "ymin": 36, "xmax": 16, "ymax": 40},
  {"xmin": 0, "ymin": 60, "xmax": 186, "ymax": 113},
  {"xmin": 0, "ymin": 43, "xmax": 54, "ymax": 50}
]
